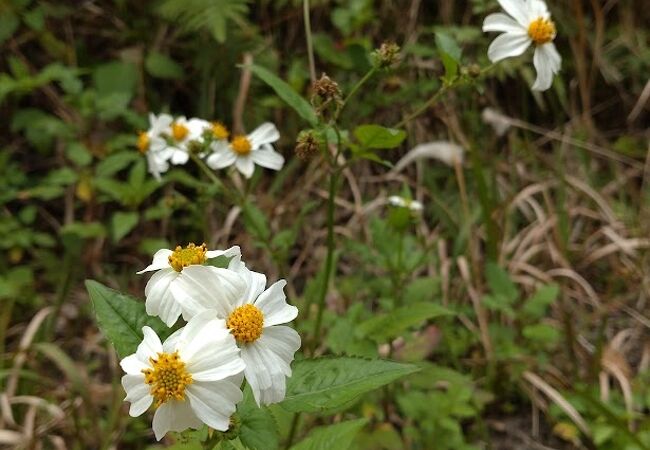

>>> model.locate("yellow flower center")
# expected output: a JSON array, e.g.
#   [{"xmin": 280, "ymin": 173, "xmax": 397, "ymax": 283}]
[
  {"xmin": 168, "ymin": 243, "xmax": 207, "ymax": 272},
  {"xmin": 231, "ymin": 135, "xmax": 252, "ymax": 156},
  {"xmin": 226, "ymin": 304, "xmax": 264, "ymax": 343},
  {"xmin": 212, "ymin": 122, "xmax": 230, "ymax": 140},
  {"xmin": 171, "ymin": 122, "xmax": 189, "ymax": 141},
  {"xmin": 142, "ymin": 351, "xmax": 192, "ymax": 406},
  {"xmin": 137, "ymin": 132, "xmax": 149, "ymax": 154},
  {"xmin": 528, "ymin": 17, "xmax": 556, "ymax": 45}
]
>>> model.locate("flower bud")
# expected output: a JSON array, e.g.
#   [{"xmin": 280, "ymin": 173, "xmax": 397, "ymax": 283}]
[
  {"xmin": 372, "ymin": 42, "xmax": 401, "ymax": 70},
  {"xmin": 295, "ymin": 130, "xmax": 321, "ymax": 160}
]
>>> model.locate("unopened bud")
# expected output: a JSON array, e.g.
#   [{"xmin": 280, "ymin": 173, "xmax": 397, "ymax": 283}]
[
  {"xmin": 467, "ymin": 64, "xmax": 481, "ymax": 78},
  {"xmin": 372, "ymin": 42, "xmax": 401, "ymax": 69},
  {"xmin": 295, "ymin": 130, "xmax": 321, "ymax": 160},
  {"xmin": 311, "ymin": 73, "xmax": 342, "ymax": 103}
]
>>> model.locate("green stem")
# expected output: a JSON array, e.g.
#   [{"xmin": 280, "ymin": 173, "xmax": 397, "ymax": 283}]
[
  {"xmin": 310, "ymin": 169, "xmax": 338, "ymax": 353},
  {"xmin": 336, "ymin": 67, "xmax": 377, "ymax": 120},
  {"xmin": 303, "ymin": 0, "xmax": 316, "ymax": 83},
  {"xmin": 394, "ymin": 83, "xmax": 450, "ymax": 129},
  {"xmin": 189, "ymin": 152, "xmax": 225, "ymax": 191},
  {"xmin": 394, "ymin": 230, "xmax": 405, "ymax": 307},
  {"xmin": 285, "ymin": 411, "xmax": 301, "ymax": 449},
  {"xmin": 467, "ymin": 143, "xmax": 498, "ymax": 262}
]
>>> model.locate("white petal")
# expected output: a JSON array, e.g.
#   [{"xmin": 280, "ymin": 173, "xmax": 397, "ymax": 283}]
[
  {"xmin": 527, "ymin": 0, "xmax": 550, "ymax": 21},
  {"xmin": 186, "ymin": 380, "xmax": 243, "ymax": 431},
  {"xmin": 205, "ymin": 245, "xmax": 241, "ymax": 260},
  {"xmin": 487, "ymin": 32, "xmax": 531, "ymax": 63},
  {"xmin": 173, "ymin": 311, "xmax": 245, "ymax": 381},
  {"xmin": 241, "ymin": 343, "xmax": 287, "ymax": 405},
  {"xmin": 483, "ymin": 13, "xmax": 526, "ymax": 33},
  {"xmin": 235, "ymin": 156, "xmax": 255, "ymax": 178},
  {"xmin": 206, "ymin": 143, "xmax": 237, "ymax": 169},
  {"xmin": 228, "ymin": 256, "xmax": 267, "ymax": 307},
  {"xmin": 120, "ymin": 354, "xmax": 148, "ymax": 375},
  {"xmin": 171, "ymin": 265, "xmax": 245, "ymax": 319},
  {"xmin": 152, "ymin": 400, "xmax": 202, "ymax": 441},
  {"xmin": 137, "ymin": 249, "xmax": 173, "ymax": 274},
  {"xmin": 248, "ymin": 122, "xmax": 280, "ymax": 148},
  {"xmin": 497, "ymin": 0, "xmax": 530, "ymax": 26},
  {"xmin": 532, "ymin": 44, "xmax": 560, "ymax": 91},
  {"xmin": 170, "ymin": 149, "xmax": 189, "ymax": 165},
  {"xmin": 259, "ymin": 327, "xmax": 300, "ymax": 378},
  {"xmin": 144, "ymin": 269, "xmax": 183, "ymax": 327},
  {"xmin": 137, "ymin": 326, "xmax": 163, "ymax": 362},
  {"xmin": 121, "ymin": 374, "xmax": 152, "ymax": 416},
  {"xmin": 251, "ymin": 149, "xmax": 285, "ymax": 171},
  {"xmin": 254, "ymin": 280, "xmax": 298, "ymax": 327}
]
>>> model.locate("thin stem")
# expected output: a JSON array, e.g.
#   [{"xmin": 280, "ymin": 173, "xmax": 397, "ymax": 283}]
[
  {"xmin": 285, "ymin": 411, "xmax": 301, "ymax": 449},
  {"xmin": 310, "ymin": 169, "xmax": 338, "ymax": 353},
  {"xmin": 189, "ymin": 152, "xmax": 224, "ymax": 190},
  {"xmin": 394, "ymin": 83, "xmax": 449, "ymax": 129},
  {"xmin": 303, "ymin": 0, "xmax": 316, "ymax": 83},
  {"xmin": 336, "ymin": 67, "xmax": 377, "ymax": 120}
]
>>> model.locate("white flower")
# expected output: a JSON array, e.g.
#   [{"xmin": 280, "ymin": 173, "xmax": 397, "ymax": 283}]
[
  {"xmin": 174, "ymin": 256, "xmax": 300, "ymax": 405},
  {"xmin": 120, "ymin": 312, "xmax": 245, "ymax": 440},
  {"xmin": 166, "ymin": 116, "xmax": 210, "ymax": 165},
  {"xmin": 388, "ymin": 195, "xmax": 423, "ymax": 213},
  {"xmin": 137, "ymin": 243, "xmax": 244, "ymax": 327},
  {"xmin": 483, "ymin": 0, "xmax": 561, "ymax": 91},
  {"xmin": 206, "ymin": 122, "xmax": 285, "ymax": 178},
  {"xmin": 138, "ymin": 113, "xmax": 175, "ymax": 181}
]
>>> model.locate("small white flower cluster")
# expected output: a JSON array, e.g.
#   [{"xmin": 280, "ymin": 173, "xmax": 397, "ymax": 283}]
[
  {"xmin": 121, "ymin": 243, "xmax": 300, "ymax": 440},
  {"xmin": 388, "ymin": 195, "xmax": 423, "ymax": 214},
  {"xmin": 137, "ymin": 114, "xmax": 285, "ymax": 180},
  {"xmin": 483, "ymin": 0, "xmax": 561, "ymax": 91}
]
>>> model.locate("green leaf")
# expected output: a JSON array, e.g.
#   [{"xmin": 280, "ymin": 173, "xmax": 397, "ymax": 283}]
[
  {"xmin": 85, "ymin": 280, "xmax": 171, "ymax": 358},
  {"xmin": 291, "ymin": 418, "xmax": 368, "ymax": 450},
  {"xmin": 111, "ymin": 211, "xmax": 139, "ymax": 243},
  {"xmin": 242, "ymin": 203, "xmax": 270, "ymax": 241},
  {"xmin": 522, "ymin": 284, "xmax": 559, "ymax": 319},
  {"xmin": 357, "ymin": 302, "xmax": 453, "ymax": 342},
  {"xmin": 93, "ymin": 61, "xmax": 137, "ymax": 97},
  {"xmin": 238, "ymin": 385, "xmax": 279, "ymax": 450},
  {"xmin": 353, "ymin": 125, "xmax": 406, "ymax": 149},
  {"xmin": 145, "ymin": 51, "xmax": 184, "ymax": 79},
  {"xmin": 66, "ymin": 142, "xmax": 93, "ymax": 167},
  {"xmin": 281, "ymin": 357, "xmax": 419, "ymax": 413},
  {"xmin": 0, "ymin": 12, "xmax": 19, "ymax": 44},
  {"xmin": 247, "ymin": 64, "xmax": 318, "ymax": 126},
  {"xmin": 522, "ymin": 323, "xmax": 561, "ymax": 346},
  {"xmin": 485, "ymin": 262, "xmax": 518, "ymax": 303},
  {"xmin": 435, "ymin": 32, "xmax": 462, "ymax": 81}
]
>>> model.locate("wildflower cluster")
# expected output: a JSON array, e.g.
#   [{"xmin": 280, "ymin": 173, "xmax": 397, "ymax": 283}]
[
  {"xmin": 137, "ymin": 114, "xmax": 284, "ymax": 180},
  {"xmin": 121, "ymin": 244, "xmax": 300, "ymax": 440}
]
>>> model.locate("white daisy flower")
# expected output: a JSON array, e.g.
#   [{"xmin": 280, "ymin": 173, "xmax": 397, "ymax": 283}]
[
  {"xmin": 483, "ymin": 0, "xmax": 561, "ymax": 91},
  {"xmin": 137, "ymin": 113, "xmax": 175, "ymax": 181},
  {"xmin": 206, "ymin": 122, "xmax": 285, "ymax": 178},
  {"xmin": 388, "ymin": 195, "xmax": 423, "ymax": 213},
  {"xmin": 137, "ymin": 243, "xmax": 244, "ymax": 327},
  {"xmin": 174, "ymin": 256, "xmax": 301, "ymax": 405},
  {"xmin": 165, "ymin": 116, "xmax": 210, "ymax": 165},
  {"xmin": 120, "ymin": 312, "xmax": 245, "ymax": 440}
]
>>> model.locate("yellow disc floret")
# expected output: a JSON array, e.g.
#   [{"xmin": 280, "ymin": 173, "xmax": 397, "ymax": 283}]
[
  {"xmin": 528, "ymin": 17, "xmax": 556, "ymax": 45},
  {"xmin": 171, "ymin": 122, "xmax": 189, "ymax": 141},
  {"xmin": 231, "ymin": 135, "xmax": 252, "ymax": 156},
  {"xmin": 137, "ymin": 132, "xmax": 149, "ymax": 154},
  {"xmin": 211, "ymin": 122, "xmax": 230, "ymax": 140},
  {"xmin": 142, "ymin": 351, "xmax": 192, "ymax": 406},
  {"xmin": 168, "ymin": 243, "xmax": 207, "ymax": 272},
  {"xmin": 227, "ymin": 304, "xmax": 264, "ymax": 343}
]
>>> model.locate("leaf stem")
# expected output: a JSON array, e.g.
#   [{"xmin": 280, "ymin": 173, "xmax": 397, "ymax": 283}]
[{"xmin": 336, "ymin": 67, "xmax": 377, "ymax": 121}]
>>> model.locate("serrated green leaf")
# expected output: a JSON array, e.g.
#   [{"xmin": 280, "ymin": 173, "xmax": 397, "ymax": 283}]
[
  {"xmin": 357, "ymin": 302, "xmax": 453, "ymax": 342},
  {"xmin": 353, "ymin": 125, "xmax": 406, "ymax": 149},
  {"xmin": 291, "ymin": 418, "xmax": 368, "ymax": 450},
  {"xmin": 85, "ymin": 280, "xmax": 171, "ymax": 358},
  {"xmin": 145, "ymin": 51, "xmax": 184, "ymax": 79},
  {"xmin": 248, "ymin": 64, "xmax": 318, "ymax": 126},
  {"xmin": 281, "ymin": 357, "xmax": 419, "ymax": 413},
  {"xmin": 111, "ymin": 211, "xmax": 139, "ymax": 243},
  {"xmin": 238, "ymin": 385, "xmax": 279, "ymax": 450}
]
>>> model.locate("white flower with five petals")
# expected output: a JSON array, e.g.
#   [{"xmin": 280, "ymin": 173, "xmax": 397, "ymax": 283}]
[
  {"xmin": 120, "ymin": 312, "xmax": 245, "ymax": 440},
  {"xmin": 137, "ymin": 113, "xmax": 175, "ymax": 181},
  {"xmin": 483, "ymin": 0, "xmax": 561, "ymax": 91},
  {"xmin": 174, "ymin": 256, "xmax": 301, "ymax": 405},
  {"xmin": 137, "ymin": 243, "xmax": 243, "ymax": 327},
  {"xmin": 206, "ymin": 122, "xmax": 285, "ymax": 178}
]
